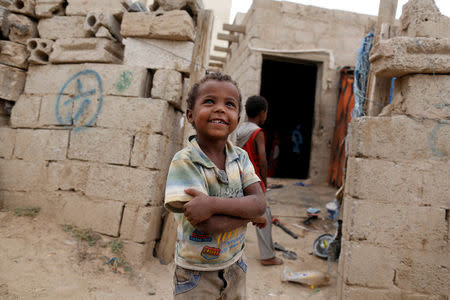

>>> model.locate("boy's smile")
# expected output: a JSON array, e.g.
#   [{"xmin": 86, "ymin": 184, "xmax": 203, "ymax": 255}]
[{"xmin": 187, "ymin": 80, "xmax": 240, "ymax": 143}]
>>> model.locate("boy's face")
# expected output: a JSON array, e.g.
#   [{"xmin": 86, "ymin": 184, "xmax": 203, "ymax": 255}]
[{"xmin": 187, "ymin": 80, "xmax": 240, "ymax": 142}]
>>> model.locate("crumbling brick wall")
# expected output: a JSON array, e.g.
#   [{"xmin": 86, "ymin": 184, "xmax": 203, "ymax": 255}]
[
  {"xmin": 0, "ymin": 0, "xmax": 208, "ymax": 265},
  {"xmin": 338, "ymin": 0, "xmax": 449, "ymax": 298}
]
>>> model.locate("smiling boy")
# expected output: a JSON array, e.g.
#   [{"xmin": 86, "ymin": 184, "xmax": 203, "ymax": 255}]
[{"xmin": 164, "ymin": 73, "xmax": 267, "ymax": 299}]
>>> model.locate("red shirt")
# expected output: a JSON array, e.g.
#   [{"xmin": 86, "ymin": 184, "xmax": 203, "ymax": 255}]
[{"xmin": 241, "ymin": 128, "xmax": 266, "ymax": 193}]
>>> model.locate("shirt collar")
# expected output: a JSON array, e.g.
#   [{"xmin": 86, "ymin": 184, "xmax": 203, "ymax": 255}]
[{"xmin": 188, "ymin": 135, "xmax": 239, "ymax": 169}]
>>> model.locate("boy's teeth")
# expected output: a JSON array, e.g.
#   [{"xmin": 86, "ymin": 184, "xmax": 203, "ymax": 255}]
[{"xmin": 211, "ymin": 120, "xmax": 225, "ymax": 124}]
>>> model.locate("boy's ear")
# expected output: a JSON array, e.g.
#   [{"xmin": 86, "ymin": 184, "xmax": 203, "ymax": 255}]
[{"xmin": 186, "ymin": 109, "xmax": 194, "ymax": 124}]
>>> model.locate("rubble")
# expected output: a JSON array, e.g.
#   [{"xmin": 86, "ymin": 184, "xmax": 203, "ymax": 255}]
[
  {"xmin": 38, "ymin": 16, "xmax": 91, "ymax": 40},
  {"xmin": 0, "ymin": 64, "xmax": 26, "ymax": 101},
  {"xmin": 0, "ymin": 40, "xmax": 29, "ymax": 69},
  {"xmin": 27, "ymin": 38, "xmax": 53, "ymax": 65},
  {"xmin": 8, "ymin": 0, "xmax": 36, "ymax": 18},
  {"xmin": 7, "ymin": 12, "xmax": 38, "ymax": 44},
  {"xmin": 35, "ymin": 0, "xmax": 65, "ymax": 18}
]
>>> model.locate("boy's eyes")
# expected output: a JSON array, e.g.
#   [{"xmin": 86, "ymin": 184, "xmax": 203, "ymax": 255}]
[
  {"xmin": 203, "ymin": 99, "xmax": 214, "ymax": 104},
  {"xmin": 226, "ymin": 101, "xmax": 236, "ymax": 107}
]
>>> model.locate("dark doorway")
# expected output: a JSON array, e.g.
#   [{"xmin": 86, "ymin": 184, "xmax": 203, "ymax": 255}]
[{"xmin": 260, "ymin": 57, "xmax": 317, "ymax": 179}]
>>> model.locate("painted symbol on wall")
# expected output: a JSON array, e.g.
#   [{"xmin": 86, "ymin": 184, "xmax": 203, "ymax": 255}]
[
  {"xmin": 428, "ymin": 123, "xmax": 448, "ymax": 157},
  {"xmin": 55, "ymin": 70, "xmax": 103, "ymax": 131},
  {"xmin": 114, "ymin": 71, "xmax": 133, "ymax": 92}
]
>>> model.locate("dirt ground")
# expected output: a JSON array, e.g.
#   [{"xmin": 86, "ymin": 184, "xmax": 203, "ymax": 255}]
[{"xmin": 0, "ymin": 178, "xmax": 339, "ymax": 299}]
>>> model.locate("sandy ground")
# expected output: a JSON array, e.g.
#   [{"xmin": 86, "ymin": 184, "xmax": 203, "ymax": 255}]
[{"xmin": 0, "ymin": 178, "xmax": 338, "ymax": 299}]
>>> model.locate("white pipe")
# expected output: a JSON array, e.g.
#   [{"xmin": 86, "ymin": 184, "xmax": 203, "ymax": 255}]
[{"xmin": 248, "ymin": 44, "xmax": 335, "ymax": 69}]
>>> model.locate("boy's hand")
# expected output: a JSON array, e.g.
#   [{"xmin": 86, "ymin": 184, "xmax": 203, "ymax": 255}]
[
  {"xmin": 251, "ymin": 214, "xmax": 268, "ymax": 229},
  {"xmin": 183, "ymin": 189, "xmax": 215, "ymax": 225}
]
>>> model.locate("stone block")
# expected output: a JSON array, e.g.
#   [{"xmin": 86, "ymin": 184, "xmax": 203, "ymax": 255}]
[
  {"xmin": 95, "ymin": 26, "xmax": 115, "ymax": 40},
  {"xmin": 348, "ymin": 116, "xmax": 450, "ymax": 161},
  {"xmin": 155, "ymin": 212, "xmax": 177, "ymax": 264},
  {"xmin": 0, "ymin": 7, "xmax": 9, "ymax": 38},
  {"xmin": 340, "ymin": 286, "xmax": 444, "ymax": 300},
  {"xmin": 151, "ymin": 69, "xmax": 183, "ymax": 108},
  {"xmin": 47, "ymin": 161, "xmax": 90, "ymax": 192},
  {"xmin": 123, "ymin": 38, "xmax": 194, "ymax": 73},
  {"xmin": 120, "ymin": 205, "xmax": 164, "ymax": 243},
  {"xmin": 10, "ymin": 94, "xmax": 41, "ymax": 127},
  {"xmin": 7, "ymin": 13, "xmax": 38, "ymax": 45},
  {"xmin": 130, "ymin": 133, "xmax": 169, "ymax": 169},
  {"xmin": 395, "ymin": 249, "xmax": 450, "ymax": 296},
  {"xmin": 50, "ymin": 38, "xmax": 124, "ymax": 64},
  {"xmin": 0, "ymin": 64, "xmax": 26, "ymax": 101},
  {"xmin": 0, "ymin": 128, "xmax": 16, "ymax": 158},
  {"xmin": 0, "ymin": 159, "xmax": 47, "ymax": 191},
  {"xmin": 25, "ymin": 64, "xmax": 150, "ymax": 97},
  {"xmin": 68, "ymin": 128, "xmax": 133, "ymax": 165},
  {"xmin": 344, "ymin": 197, "xmax": 447, "ymax": 252},
  {"xmin": 341, "ymin": 241, "xmax": 397, "ymax": 288},
  {"xmin": 84, "ymin": 12, "xmax": 121, "ymax": 41},
  {"xmin": 421, "ymin": 160, "xmax": 450, "ymax": 208},
  {"xmin": 381, "ymin": 74, "xmax": 450, "ymax": 120},
  {"xmin": 66, "ymin": 0, "xmax": 125, "ymax": 18},
  {"xmin": 150, "ymin": 0, "xmax": 203, "ymax": 18},
  {"xmin": 57, "ymin": 193, "xmax": 124, "ymax": 236},
  {"xmin": 85, "ymin": 164, "xmax": 163, "ymax": 205},
  {"xmin": 122, "ymin": 240, "xmax": 154, "ymax": 266},
  {"xmin": 14, "ymin": 129, "xmax": 69, "ymax": 161},
  {"xmin": 399, "ymin": 0, "xmax": 450, "ymax": 39},
  {"xmin": 96, "ymin": 97, "xmax": 172, "ymax": 134},
  {"xmin": 0, "ymin": 191, "xmax": 60, "ymax": 218},
  {"xmin": 0, "ymin": 40, "xmax": 29, "ymax": 69},
  {"xmin": 121, "ymin": 10, "xmax": 194, "ymax": 41},
  {"xmin": 38, "ymin": 16, "xmax": 89, "ymax": 40},
  {"xmin": 38, "ymin": 94, "xmax": 71, "ymax": 126},
  {"xmin": 8, "ymin": 0, "xmax": 36, "ymax": 18},
  {"xmin": 370, "ymin": 37, "xmax": 450, "ymax": 77},
  {"xmin": 35, "ymin": 0, "xmax": 65, "ymax": 18},
  {"xmin": 27, "ymin": 38, "xmax": 53, "ymax": 65}
]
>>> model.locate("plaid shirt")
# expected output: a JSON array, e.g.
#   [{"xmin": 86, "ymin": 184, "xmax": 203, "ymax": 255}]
[{"xmin": 165, "ymin": 136, "xmax": 260, "ymax": 270}]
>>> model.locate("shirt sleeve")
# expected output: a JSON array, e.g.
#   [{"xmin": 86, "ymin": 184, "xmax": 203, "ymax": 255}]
[
  {"xmin": 164, "ymin": 157, "xmax": 208, "ymax": 213},
  {"xmin": 239, "ymin": 150, "xmax": 261, "ymax": 190}
]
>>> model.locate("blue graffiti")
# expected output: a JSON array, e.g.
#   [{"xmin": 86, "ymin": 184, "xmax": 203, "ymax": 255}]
[
  {"xmin": 427, "ymin": 122, "xmax": 447, "ymax": 157},
  {"xmin": 55, "ymin": 70, "xmax": 103, "ymax": 131}
]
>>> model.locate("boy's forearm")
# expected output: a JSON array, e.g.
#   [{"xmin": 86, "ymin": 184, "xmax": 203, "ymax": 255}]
[
  {"xmin": 195, "ymin": 215, "xmax": 249, "ymax": 234},
  {"xmin": 259, "ymin": 158, "xmax": 268, "ymax": 187}
]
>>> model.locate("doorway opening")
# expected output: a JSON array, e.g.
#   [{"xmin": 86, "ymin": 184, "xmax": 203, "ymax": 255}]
[{"xmin": 260, "ymin": 56, "xmax": 318, "ymax": 179}]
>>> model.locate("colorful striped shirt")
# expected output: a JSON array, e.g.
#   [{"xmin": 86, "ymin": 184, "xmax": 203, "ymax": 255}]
[{"xmin": 164, "ymin": 136, "xmax": 260, "ymax": 271}]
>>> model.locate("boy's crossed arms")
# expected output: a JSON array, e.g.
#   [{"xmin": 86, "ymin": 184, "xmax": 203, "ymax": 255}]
[{"xmin": 183, "ymin": 185, "xmax": 268, "ymax": 234}]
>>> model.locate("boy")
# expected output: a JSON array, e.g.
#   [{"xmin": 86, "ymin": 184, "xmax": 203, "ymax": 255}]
[
  {"xmin": 164, "ymin": 73, "xmax": 267, "ymax": 299},
  {"xmin": 235, "ymin": 95, "xmax": 283, "ymax": 266}
]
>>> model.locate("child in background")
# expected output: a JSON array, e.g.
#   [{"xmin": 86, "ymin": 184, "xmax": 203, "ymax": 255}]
[
  {"xmin": 164, "ymin": 73, "xmax": 267, "ymax": 299},
  {"xmin": 235, "ymin": 95, "xmax": 283, "ymax": 266}
]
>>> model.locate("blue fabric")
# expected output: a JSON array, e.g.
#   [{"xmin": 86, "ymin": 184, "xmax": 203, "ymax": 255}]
[
  {"xmin": 353, "ymin": 30, "xmax": 374, "ymax": 118},
  {"xmin": 389, "ymin": 77, "xmax": 396, "ymax": 104},
  {"xmin": 175, "ymin": 272, "xmax": 201, "ymax": 295}
]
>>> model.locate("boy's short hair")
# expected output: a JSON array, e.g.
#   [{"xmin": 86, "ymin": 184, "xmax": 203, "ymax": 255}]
[
  {"xmin": 186, "ymin": 72, "xmax": 242, "ymax": 112},
  {"xmin": 245, "ymin": 95, "xmax": 268, "ymax": 118}
]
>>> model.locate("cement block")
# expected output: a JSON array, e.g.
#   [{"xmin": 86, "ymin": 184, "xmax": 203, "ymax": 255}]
[
  {"xmin": 395, "ymin": 249, "xmax": 450, "ymax": 296},
  {"xmin": 85, "ymin": 164, "xmax": 163, "ymax": 206},
  {"xmin": 38, "ymin": 16, "xmax": 90, "ymax": 40},
  {"xmin": 7, "ymin": 13, "xmax": 38, "ymax": 45},
  {"xmin": 123, "ymin": 38, "xmax": 194, "ymax": 73},
  {"xmin": 8, "ymin": 0, "xmax": 36, "ymax": 18},
  {"xmin": 27, "ymin": 38, "xmax": 53, "ymax": 65},
  {"xmin": 120, "ymin": 205, "xmax": 164, "ymax": 243},
  {"xmin": 121, "ymin": 10, "xmax": 195, "ymax": 41},
  {"xmin": 122, "ymin": 240, "xmax": 154, "ymax": 266},
  {"xmin": 47, "ymin": 161, "xmax": 90, "ymax": 192},
  {"xmin": 50, "ymin": 38, "xmax": 124, "ymax": 64},
  {"xmin": 344, "ymin": 197, "xmax": 447, "ymax": 252},
  {"xmin": 66, "ymin": 0, "xmax": 125, "ymax": 18},
  {"xmin": 0, "ymin": 128, "xmax": 16, "ymax": 158},
  {"xmin": 14, "ymin": 129, "xmax": 69, "ymax": 161},
  {"xmin": 341, "ymin": 286, "xmax": 443, "ymax": 300},
  {"xmin": 10, "ymin": 94, "xmax": 41, "ymax": 127},
  {"xmin": 0, "ymin": 159, "xmax": 47, "ymax": 191},
  {"xmin": 57, "ymin": 193, "xmax": 124, "ymax": 236},
  {"xmin": 0, "ymin": 191, "xmax": 60, "ymax": 218},
  {"xmin": 84, "ymin": 12, "xmax": 121, "ymax": 41},
  {"xmin": 399, "ymin": 0, "xmax": 450, "ymax": 39},
  {"xmin": 96, "ymin": 97, "xmax": 172, "ymax": 134},
  {"xmin": 25, "ymin": 64, "xmax": 150, "ymax": 98},
  {"xmin": 151, "ymin": 69, "xmax": 183, "ymax": 108},
  {"xmin": 150, "ymin": 0, "xmax": 203, "ymax": 17},
  {"xmin": 348, "ymin": 116, "xmax": 450, "ymax": 161},
  {"xmin": 35, "ymin": 0, "xmax": 65, "ymax": 18},
  {"xmin": 38, "ymin": 94, "xmax": 71, "ymax": 126},
  {"xmin": 421, "ymin": 160, "xmax": 450, "ymax": 208},
  {"xmin": 130, "ymin": 133, "xmax": 169, "ymax": 169},
  {"xmin": 370, "ymin": 37, "xmax": 450, "ymax": 77},
  {"xmin": 342, "ymin": 241, "xmax": 397, "ymax": 288},
  {"xmin": 382, "ymin": 74, "xmax": 450, "ymax": 120},
  {"xmin": 0, "ymin": 40, "xmax": 29, "ymax": 69},
  {"xmin": 68, "ymin": 128, "xmax": 133, "ymax": 165},
  {"xmin": 0, "ymin": 64, "xmax": 26, "ymax": 101},
  {"xmin": 155, "ymin": 212, "xmax": 177, "ymax": 264}
]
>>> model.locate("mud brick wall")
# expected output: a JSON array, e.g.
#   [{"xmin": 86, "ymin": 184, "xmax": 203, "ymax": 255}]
[
  {"xmin": 0, "ymin": 0, "xmax": 205, "ymax": 265},
  {"xmin": 337, "ymin": 1, "xmax": 450, "ymax": 298}
]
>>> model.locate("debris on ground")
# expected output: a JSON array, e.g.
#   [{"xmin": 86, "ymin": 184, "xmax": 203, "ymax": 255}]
[
  {"xmin": 273, "ymin": 242, "xmax": 298, "ymax": 260},
  {"xmin": 281, "ymin": 267, "xmax": 330, "ymax": 288},
  {"xmin": 272, "ymin": 217, "xmax": 298, "ymax": 239}
]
